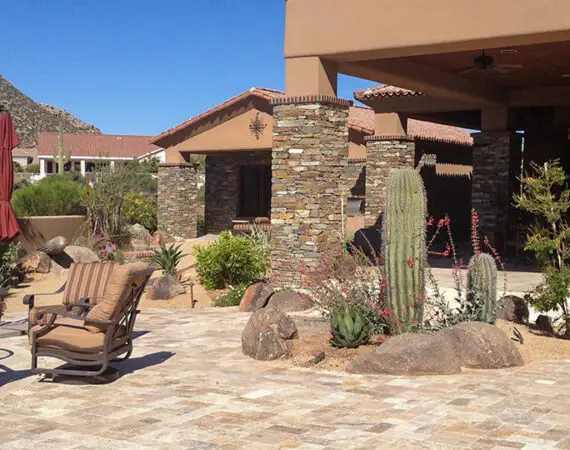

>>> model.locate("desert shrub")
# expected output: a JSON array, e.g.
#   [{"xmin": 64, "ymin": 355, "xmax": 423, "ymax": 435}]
[
  {"xmin": 301, "ymin": 240, "xmax": 392, "ymax": 336},
  {"xmin": 11, "ymin": 174, "xmax": 86, "ymax": 217},
  {"xmin": 150, "ymin": 243, "xmax": 184, "ymax": 276},
  {"xmin": 214, "ymin": 284, "xmax": 249, "ymax": 307},
  {"xmin": 197, "ymin": 216, "xmax": 206, "ymax": 237},
  {"xmin": 513, "ymin": 160, "xmax": 570, "ymax": 335},
  {"xmin": 122, "ymin": 191, "xmax": 157, "ymax": 233},
  {"xmin": 12, "ymin": 161, "xmax": 23, "ymax": 172},
  {"xmin": 194, "ymin": 231, "xmax": 269, "ymax": 289},
  {"xmin": 0, "ymin": 242, "xmax": 24, "ymax": 288}
]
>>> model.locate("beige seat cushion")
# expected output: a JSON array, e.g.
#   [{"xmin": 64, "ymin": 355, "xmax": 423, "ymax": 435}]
[
  {"xmin": 85, "ymin": 262, "xmax": 150, "ymax": 333},
  {"xmin": 62, "ymin": 262, "xmax": 117, "ymax": 306},
  {"xmin": 30, "ymin": 320, "xmax": 127, "ymax": 353}
]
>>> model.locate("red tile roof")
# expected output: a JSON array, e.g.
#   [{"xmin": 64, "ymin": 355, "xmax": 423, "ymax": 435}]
[
  {"xmin": 150, "ymin": 87, "xmax": 283, "ymax": 146},
  {"xmin": 354, "ymin": 85, "xmax": 424, "ymax": 100},
  {"xmin": 151, "ymin": 87, "xmax": 471, "ymax": 148},
  {"xmin": 37, "ymin": 133, "xmax": 160, "ymax": 158},
  {"xmin": 348, "ymin": 105, "xmax": 473, "ymax": 146}
]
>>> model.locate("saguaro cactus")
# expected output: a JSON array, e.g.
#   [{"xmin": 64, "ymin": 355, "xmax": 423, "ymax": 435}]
[
  {"xmin": 467, "ymin": 253, "xmax": 497, "ymax": 323},
  {"xmin": 382, "ymin": 168, "xmax": 427, "ymax": 332},
  {"xmin": 53, "ymin": 119, "xmax": 72, "ymax": 174}
]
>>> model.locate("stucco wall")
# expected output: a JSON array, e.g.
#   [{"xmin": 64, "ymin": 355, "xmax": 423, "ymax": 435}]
[
  {"xmin": 205, "ymin": 151, "xmax": 271, "ymax": 234},
  {"xmin": 16, "ymin": 215, "xmax": 87, "ymax": 253}
]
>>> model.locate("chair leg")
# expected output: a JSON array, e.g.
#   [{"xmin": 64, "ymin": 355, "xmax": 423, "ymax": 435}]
[{"xmin": 112, "ymin": 342, "xmax": 132, "ymax": 362}]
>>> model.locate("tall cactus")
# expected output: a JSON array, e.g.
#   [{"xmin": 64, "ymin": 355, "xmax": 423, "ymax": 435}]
[
  {"xmin": 382, "ymin": 168, "xmax": 427, "ymax": 332},
  {"xmin": 53, "ymin": 118, "xmax": 72, "ymax": 174},
  {"xmin": 467, "ymin": 253, "xmax": 497, "ymax": 323}
]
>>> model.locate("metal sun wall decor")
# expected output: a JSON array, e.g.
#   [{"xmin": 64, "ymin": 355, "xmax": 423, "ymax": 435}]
[{"xmin": 249, "ymin": 112, "xmax": 267, "ymax": 140}]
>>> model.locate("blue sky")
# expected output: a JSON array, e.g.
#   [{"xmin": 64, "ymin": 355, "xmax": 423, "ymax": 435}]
[{"xmin": 3, "ymin": 0, "xmax": 373, "ymax": 136}]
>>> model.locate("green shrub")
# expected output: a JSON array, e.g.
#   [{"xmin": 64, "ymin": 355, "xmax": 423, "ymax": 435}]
[
  {"xmin": 11, "ymin": 175, "xmax": 85, "ymax": 217},
  {"xmin": 150, "ymin": 243, "xmax": 184, "ymax": 276},
  {"xmin": 197, "ymin": 216, "xmax": 206, "ymax": 237},
  {"xmin": 122, "ymin": 191, "xmax": 157, "ymax": 233},
  {"xmin": 0, "ymin": 242, "xmax": 24, "ymax": 288},
  {"xmin": 194, "ymin": 232, "xmax": 269, "ymax": 289},
  {"xmin": 24, "ymin": 163, "xmax": 40, "ymax": 173},
  {"xmin": 214, "ymin": 284, "xmax": 249, "ymax": 307}
]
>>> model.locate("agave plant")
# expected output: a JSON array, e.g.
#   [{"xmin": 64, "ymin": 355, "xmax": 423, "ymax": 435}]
[
  {"xmin": 330, "ymin": 309, "xmax": 370, "ymax": 349},
  {"xmin": 150, "ymin": 243, "xmax": 184, "ymax": 277}
]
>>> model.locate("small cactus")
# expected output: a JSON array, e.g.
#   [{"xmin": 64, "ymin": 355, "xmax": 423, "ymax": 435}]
[
  {"xmin": 467, "ymin": 252, "xmax": 497, "ymax": 323},
  {"xmin": 330, "ymin": 309, "xmax": 369, "ymax": 348},
  {"xmin": 382, "ymin": 168, "xmax": 427, "ymax": 332}
]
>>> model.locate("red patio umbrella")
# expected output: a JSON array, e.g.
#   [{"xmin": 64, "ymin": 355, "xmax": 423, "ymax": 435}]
[{"xmin": 0, "ymin": 112, "xmax": 21, "ymax": 241}]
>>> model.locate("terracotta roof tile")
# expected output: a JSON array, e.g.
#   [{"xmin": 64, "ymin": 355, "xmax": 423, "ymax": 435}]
[
  {"xmin": 37, "ymin": 133, "xmax": 159, "ymax": 158},
  {"xmin": 354, "ymin": 85, "xmax": 423, "ymax": 101},
  {"xmin": 348, "ymin": 105, "xmax": 473, "ymax": 146}
]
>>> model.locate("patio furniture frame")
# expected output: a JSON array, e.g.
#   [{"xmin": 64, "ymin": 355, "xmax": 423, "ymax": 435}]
[{"xmin": 29, "ymin": 267, "xmax": 153, "ymax": 378}]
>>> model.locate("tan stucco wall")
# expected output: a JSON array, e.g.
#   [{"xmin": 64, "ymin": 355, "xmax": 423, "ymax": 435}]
[
  {"xmin": 16, "ymin": 215, "xmax": 87, "ymax": 253},
  {"xmin": 285, "ymin": 0, "xmax": 570, "ymax": 60},
  {"xmin": 168, "ymin": 109, "xmax": 273, "ymax": 154}
]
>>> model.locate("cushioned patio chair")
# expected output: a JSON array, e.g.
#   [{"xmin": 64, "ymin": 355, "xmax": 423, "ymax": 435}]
[
  {"xmin": 24, "ymin": 262, "xmax": 118, "ymax": 331},
  {"xmin": 28, "ymin": 262, "xmax": 153, "ymax": 378}
]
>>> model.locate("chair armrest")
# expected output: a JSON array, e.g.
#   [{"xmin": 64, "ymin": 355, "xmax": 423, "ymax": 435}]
[{"xmin": 23, "ymin": 282, "xmax": 66, "ymax": 306}]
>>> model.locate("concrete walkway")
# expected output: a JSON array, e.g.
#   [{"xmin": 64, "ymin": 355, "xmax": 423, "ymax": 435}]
[{"xmin": 1, "ymin": 308, "xmax": 570, "ymax": 449}]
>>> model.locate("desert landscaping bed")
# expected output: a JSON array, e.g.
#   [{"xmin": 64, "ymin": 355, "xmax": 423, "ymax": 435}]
[{"xmin": 287, "ymin": 319, "xmax": 570, "ymax": 373}]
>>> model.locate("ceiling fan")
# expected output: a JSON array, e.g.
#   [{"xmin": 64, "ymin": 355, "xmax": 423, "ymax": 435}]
[{"xmin": 459, "ymin": 50, "xmax": 523, "ymax": 75}]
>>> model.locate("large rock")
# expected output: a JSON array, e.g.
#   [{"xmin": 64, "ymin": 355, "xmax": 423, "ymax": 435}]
[
  {"xmin": 51, "ymin": 246, "xmax": 99, "ymax": 275},
  {"xmin": 129, "ymin": 224, "xmax": 149, "ymax": 240},
  {"xmin": 266, "ymin": 291, "xmax": 313, "ymax": 312},
  {"xmin": 148, "ymin": 275, "xmax": 186, "ymax": 300},
  {"xmin": 151, "ymin": 231, "xmax": 174, "ymax": 247},
  {"xmin": 242, "ymin": 306, "xmax": 298, "ymax": 360},
  {"xmin": 239, "ymin": 282, "xmax": 274, "ymax": 312},
  {"xmin": 37, "ymin": 236, "xmax": 67, "ymax": 255},
  {"xmin": 497, "ymin": 295, "xmax": 529, "ymax": 324},
  {"xmin": 350, "ymin": 333, "xmax": 462, "ymax": 375},
  {"xmin": 19, "ymin": 251, "xmax": 51, "ymax": 273},
  {"xmin": 441, "ymin": 322, "xmax": 524, "ymax": 369}
]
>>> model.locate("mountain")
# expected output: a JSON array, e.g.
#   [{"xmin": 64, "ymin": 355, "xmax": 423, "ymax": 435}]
[{"xmin": 0, "ymin": 75, "xmax": 101, "ymax": 148}]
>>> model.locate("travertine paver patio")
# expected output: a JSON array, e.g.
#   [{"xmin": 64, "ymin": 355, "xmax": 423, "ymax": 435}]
[{"xmin": 1, "ymin": 308, "xmax": 570, "ymax": 449}]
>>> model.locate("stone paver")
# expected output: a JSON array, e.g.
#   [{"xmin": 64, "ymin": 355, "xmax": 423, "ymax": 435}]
[{"xmin": 1, "ymin": 308, "xmax": 570, "ymax": 449}]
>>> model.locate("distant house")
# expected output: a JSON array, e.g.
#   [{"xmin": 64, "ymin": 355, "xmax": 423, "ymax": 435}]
[
  {"xmin": 36, "ymin": 133, "xmax": 164, "ymax": 177},
  {"xmin": 12, "ymin": 147, "xmax": 38, "ymax": 167}
]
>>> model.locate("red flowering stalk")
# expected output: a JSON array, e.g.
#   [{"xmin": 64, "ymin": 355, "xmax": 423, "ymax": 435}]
[{"xmin": 471, "ymin": 208, "xmax": 481, "ymax": 255}]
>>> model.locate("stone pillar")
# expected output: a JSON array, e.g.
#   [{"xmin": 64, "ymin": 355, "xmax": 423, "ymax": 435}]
[
  {"xmin": 157, "ymin": 163, "xmax": 197, "ymax": 240},
  {"xmin": 270, "ymin": 95, "xmax": 351, "ymax": 286},
  {"xmin": 471, "ymin": 131, "xmax": 517, "ymax": 239},
  {"xmin": 364, "ymin": 136, "xmax": 415, "ymax": 227},
  {"xmin": 80, "ymin": 159, "xmax": 86, "ymax": 176}
]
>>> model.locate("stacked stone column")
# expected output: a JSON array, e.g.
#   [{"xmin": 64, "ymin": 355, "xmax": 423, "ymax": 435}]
[
  {"xmin": 270, "ymin": 96, "xmax": 351, "ymax": 287},
  {"xmin": 157, "ymin": 163, "xmax": 198, "ymax": 240},
  {"xmin": 364, "ymin": 136, "xmax": 415, "ymax": 227},
  {"xmin": 471, "ymin": 131, "xmax": 516, "ymax": 239}
]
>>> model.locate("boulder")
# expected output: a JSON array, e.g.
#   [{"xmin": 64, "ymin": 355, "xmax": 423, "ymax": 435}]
[
  {"xmin": 131, "ymin": 238, "xmax": 150, "ymax": 252},
  {"xmin": 148, "ymin": 275, "xmax": 186, "ymax": 300},
  {"xmin": 51, "ymin": 246, "xmax": 99, "ymax": 275},
  {"xmin": 241, "ymin": 306, "xmax": 298, "ymax": 360},
  {"xmin": 497, "ymin": 295, "xmax": 529, "ymax": 324},
  {"xmin": 536, "ymin": 315, "xmax": 554, "ymax": 333},
  {"xmin": 441, "ymin": 322, "xmax": 524, "ymax": 369},
  {"xmin": 129, "ymin": 224, "xmax": 149, "ymax": 240},
  {"xmin": 349, "ymin": 333, "xmax": 462, "ymax": 375},
  {"xmin": 266, "ymin": 291, "xmax": 313, "ymax": 312},
  {"xmin": 19, "ymin": 251, "xmax": 51, "ymax": 273},
  {"xmin": 37, "ymin": 236, "xmax": 67, "ymax": 255},
  {"xmin": 239, "ymin": 282, "xmax": 274, "ymax": 312}
]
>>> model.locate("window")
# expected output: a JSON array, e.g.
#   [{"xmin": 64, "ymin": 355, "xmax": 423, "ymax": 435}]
[{"xmin": 238, "ymin": 165, "xmax": 271, "ymax": 218}]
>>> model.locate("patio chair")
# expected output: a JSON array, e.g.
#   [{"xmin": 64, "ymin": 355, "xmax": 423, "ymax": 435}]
[
  {"xmin": 28, "ymin": 262, "xmax": 153, "ymax": 378},
  {"xmin": 23, "ymin": 262, "xmax": 118, "ymax": 331}
]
